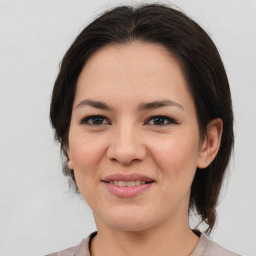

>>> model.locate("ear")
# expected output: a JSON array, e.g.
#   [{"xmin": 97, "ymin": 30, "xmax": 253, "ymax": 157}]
[
  {"xmin": 67, "ymin": 158, "xmax": 74, "ymax": 170},
  {"xmin": 197, "ymin": 118, "xmax": 223, "ymax": 169},
  {"xmin": 65, "ymin": 144, "xmax": 74, "ymax": 170}
]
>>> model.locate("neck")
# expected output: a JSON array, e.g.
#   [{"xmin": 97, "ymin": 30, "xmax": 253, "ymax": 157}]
[{"xmin": 90, "ymin": 216, "xmax": 199, "ymax": 256}]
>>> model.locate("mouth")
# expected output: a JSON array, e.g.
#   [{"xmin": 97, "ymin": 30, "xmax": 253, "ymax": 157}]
[
  {"xmin": 101, "ymin": 174, "xmax": 155, "ymax": 197},
  {"xmin": 102, "ymin": 173, "xmax": 155, "ymax": 185},
  {"xmin": 103, "ymin": 180, "xmax": 154, "ymax": 187}
]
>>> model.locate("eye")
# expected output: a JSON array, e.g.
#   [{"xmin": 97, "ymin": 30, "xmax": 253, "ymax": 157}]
[
  {"xmin": 146, "ymin": 115, "xmax": 177, "ymax": 126},
  {"xmin": 80, "ymin": 115, "xmax": 110, "ymax": 125}
]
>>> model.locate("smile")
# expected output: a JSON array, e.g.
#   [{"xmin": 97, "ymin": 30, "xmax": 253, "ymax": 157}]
[
  {"xmin": 105, "ymin": 180, "xmax": 153, "ymax": 187},
  {"xmin": 102, "ymin": 174, "xmax": 155, "ymax": 197}
]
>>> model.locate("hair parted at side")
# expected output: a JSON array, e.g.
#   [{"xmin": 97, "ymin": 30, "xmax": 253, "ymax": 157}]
[{"xmin": 50, "ymin": 3, "xmax": 234, "ymax": 234}]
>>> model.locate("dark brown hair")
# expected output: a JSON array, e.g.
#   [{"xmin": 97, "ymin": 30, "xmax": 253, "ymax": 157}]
[{"xmin": 50, "ymin": 3, "xmax": 234, "ymax": 234}]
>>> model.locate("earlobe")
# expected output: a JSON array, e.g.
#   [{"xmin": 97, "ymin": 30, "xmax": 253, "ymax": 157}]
[
  {"xmin": 67, "ymin": 160, "xmax": 74, "ymax": 170},
  {"xmin": 66, "ymin": 146, "xmax": 74, "ymax": 170},
  {"xmin": 197, "ymin": 118, "xmax": 223, "ymax": 169}
]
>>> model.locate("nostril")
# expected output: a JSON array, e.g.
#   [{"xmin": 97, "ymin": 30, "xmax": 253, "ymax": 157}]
[{"xmin": 106, "ymin": 136, "xmax": 147, "ymax": 164}]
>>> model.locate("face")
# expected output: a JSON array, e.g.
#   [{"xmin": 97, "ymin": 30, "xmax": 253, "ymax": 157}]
[{"xmin": 67, "ymin": 41, "xmax": 206, "ymax": 232}]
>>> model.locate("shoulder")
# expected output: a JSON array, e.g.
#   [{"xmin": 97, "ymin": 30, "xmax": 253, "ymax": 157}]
[
  {"xmin": 45, "ymin": 232, "xmax": 96, "ymax": 256},
  {"xmin": 192, "ymin": 234, "xmax": 241, "ymax": 256},
  {"xmin": 45, "ymin": 245, "xmax": 79, "ymax": 256}
]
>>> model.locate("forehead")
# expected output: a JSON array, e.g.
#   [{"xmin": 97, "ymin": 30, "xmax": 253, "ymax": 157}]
[
  {"xmin": 75, "ymin": 41, "xmax": 194, "ymax": 113},
  {"xmin": 79, "ymin": 41, "xmax": 178, "ymax": 83}
]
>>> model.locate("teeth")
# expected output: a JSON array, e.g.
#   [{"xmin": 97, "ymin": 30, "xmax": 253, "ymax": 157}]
[
  {"xmin": 135, "ymin": 180, "xmax": 141, "ymax": 186},
  {"xmin": 108, "ymin": 180, "xmax": 151, "ymax": 187},
  {"xmin": 127, "ymin": 181, "xmax": 135, "ymax": 187},
  {"xmin": 119, "ymin": 181, "xmax": 126, "ymax": 187}
]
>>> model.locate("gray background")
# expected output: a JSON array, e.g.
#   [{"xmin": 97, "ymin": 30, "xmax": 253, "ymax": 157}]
[{"xmin": 0, "ymin": 0, "xmax": 255, "ymax": 255}]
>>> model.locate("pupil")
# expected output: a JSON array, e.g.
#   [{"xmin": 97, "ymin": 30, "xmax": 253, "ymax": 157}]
[
  {"xmin": 92, "ymin": 116, "xmax": 103, "ymax": 124},
  {"xmin": 154, "ymin": 117, "xmax": 164, "ymax": 125}
]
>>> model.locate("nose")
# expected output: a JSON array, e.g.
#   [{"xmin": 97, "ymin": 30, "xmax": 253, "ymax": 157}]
[{"xmin": 106, "ymin": 123, "xmax": 146, "ymax": 165}]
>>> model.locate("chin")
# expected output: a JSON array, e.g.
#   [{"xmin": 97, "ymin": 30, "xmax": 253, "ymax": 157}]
[
  {"xmin": 99, "ymin": 208, "xmax": 157, "ymax": 232},
  {"xmin": 110, "ymin": 219, "xmax": 153, "ymax": 232}
]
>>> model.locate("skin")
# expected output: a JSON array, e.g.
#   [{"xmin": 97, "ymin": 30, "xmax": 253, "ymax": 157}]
[{"xmin": 67, "ymin": 41, "xmax": 222, "ymax": 256}]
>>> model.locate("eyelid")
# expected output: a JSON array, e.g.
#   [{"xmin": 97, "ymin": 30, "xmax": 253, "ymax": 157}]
[
  {"xmin": 80, "ymin": 115, "xmax": 111, "ymax": 125},
  {"xmin": 145, "ymin": 115, "xmax": 178, "ymax": 125},
  {"xmin": 79, "ymin": 114, "xmax": 178, "ymax": 126}
]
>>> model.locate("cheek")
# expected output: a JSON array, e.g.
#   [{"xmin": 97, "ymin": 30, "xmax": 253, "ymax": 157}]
[
  {"xmin": 69, "ymin": 133, "xmax": 107, "ymax": 171},
  {"xmin": 149, "ymin": 133, "xmax": 199, "ymax": 179},
  {"xmin": 69, "ymin": 134, "xmax": 108, "ymax": 202}
]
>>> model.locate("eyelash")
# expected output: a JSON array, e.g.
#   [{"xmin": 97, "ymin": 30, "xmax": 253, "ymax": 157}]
[
  {"xmin": 80, "ymin": 115, "xmax": 110, "ymax": 126},
  {"xmin": 80, "ymin": 115, "xmax": 178, "ymax": 126},
  {"xmin": 146, "ymin": 115, "xmax": 178, "ymax": 126}
]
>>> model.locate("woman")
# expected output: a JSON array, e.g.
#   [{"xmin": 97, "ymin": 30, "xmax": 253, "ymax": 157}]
[{"xmin": 48, "ymin": 4, "xmax": 239, "ymax": 256}]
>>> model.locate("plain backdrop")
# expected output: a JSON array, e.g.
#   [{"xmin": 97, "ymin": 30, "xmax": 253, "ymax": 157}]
[{"xmin": 0, "ymin": 0, "xmax": 255, "ymax": 255}]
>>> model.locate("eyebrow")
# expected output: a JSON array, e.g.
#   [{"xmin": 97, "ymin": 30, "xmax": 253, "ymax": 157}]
[
  {"xmin": 75, "ymin": 99, "xmax": 183, "ymax": 111},
  {"xmin": 76, "ymin": 99, "xmax": 113, "ymax": 110},
  {"xmin": 138, "ymin": 100, "xmax": 184, "ymax": 111}
]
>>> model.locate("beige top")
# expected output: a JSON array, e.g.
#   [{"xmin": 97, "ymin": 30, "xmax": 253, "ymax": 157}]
[{"xmin": 46, "ymin": 232, "xmax": 240, "ymax": 256}]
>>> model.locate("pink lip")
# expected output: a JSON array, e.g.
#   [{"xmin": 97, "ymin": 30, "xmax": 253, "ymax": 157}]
[
  {"xmin": 102, "ymin": 173, "xmax": 153, "ymax": 182},
  {"xmin": 102, "ymin": 173, "xmax": 155, "ymax": 198}
]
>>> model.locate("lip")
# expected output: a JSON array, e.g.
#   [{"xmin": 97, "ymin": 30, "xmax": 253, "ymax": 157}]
[
  {"xmin": 102, "ymin": 173, "xmax": 155, "ymax": 198},
  {"xmin": 102, "ymin": 173, "xmax": 154, "ymax": 182}
]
